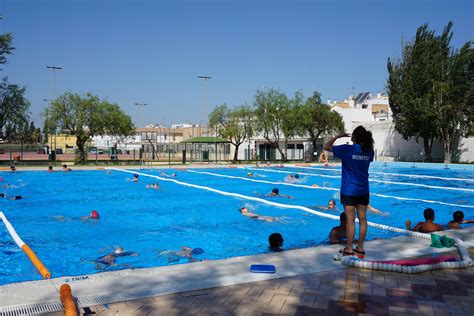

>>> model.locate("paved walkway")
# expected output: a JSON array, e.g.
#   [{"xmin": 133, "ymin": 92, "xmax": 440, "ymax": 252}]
[{"xmin": 43, "ymin": 249, "xmax": 474, "ymax": 316}]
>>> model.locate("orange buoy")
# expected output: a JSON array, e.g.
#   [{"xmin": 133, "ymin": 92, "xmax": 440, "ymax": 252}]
[
  {"xmin": 21, "ymin": 244, "xmax": 51, "ymax": 278},
  {"xmin": 60, "ymin": 284, "xmax": 78, "ymax": 316}
]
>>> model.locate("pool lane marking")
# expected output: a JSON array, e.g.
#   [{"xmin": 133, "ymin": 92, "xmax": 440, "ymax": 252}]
[
  {"xmin": 187, "ymin": 169, "xmax": 474, "ymax": 209},
  {"xmin": 287, "ymin": 165, "xmax": 474, "ymax": 183},
  {"xmin": 109, "ymin": 168, "xmax": 428, "ymax": 239},
  {"xmin": 246, "ymin": 167, "xmax": 474, "ymax": 193}
]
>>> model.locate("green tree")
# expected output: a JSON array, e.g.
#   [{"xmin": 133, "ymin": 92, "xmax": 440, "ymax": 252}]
[
  {"xmin": 0, "ymin": 77, "xmax": 30, "ymax": 138},
  {"xmin": 297, "ymin": 91, "xmax": 345, "ymax": 160},
  {"xmin": 43, "ymin": 92, "xmax": 135, "ymax": 164},
  {"xmin": 0, "ymin": 17, "xmax": 14, "ymax": 68},
  {"xmin": 437, "ymin": 36, "xmax": 473, "ymax": 162},
  {"xmin": 387, "ymin": 21, "xmax": 473, "ymax": 162},
  {"xmin": 209, "ymin": 104, "xmax": 252, "ymax": 163},
  {"xmin": 254, "ymin": 88, "xmax": 293, "ymax": 161}
]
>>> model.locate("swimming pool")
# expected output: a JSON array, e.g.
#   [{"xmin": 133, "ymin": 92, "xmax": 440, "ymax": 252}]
[{"xmin": 0, "ymin": 163, "xmax": 473, "ymax": 286}]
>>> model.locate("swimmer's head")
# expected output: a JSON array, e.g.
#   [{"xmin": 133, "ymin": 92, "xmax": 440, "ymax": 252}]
[
  {"xmin": 423, "ymin": 208, "xmax": 435, "ymax": 220},
  {"xmin": 239, "ymin": 206, "xmax": 248, "ymax": 213},
  {"xmin": 172, "ymin": 173, "xmax": 177, "ymax": 177},
  {"xmin": 90, "ymin": 210, "xmax": 100, "ymax": 219},
  {"xmin": 48, "ymin": 166, "xmax": 53, "ymax": 170},
  {"xmin": 133, "ymin": 173, "xmax": 139, "ymax": 178},
  {"xmin": 0, "ymin": 193, "xmax": 4, "ymax": 198},
  {"xmin": 328, "ymin": 199, "xmax": 336, "ymax": 209},
  {"xmin": 294, "ymin": 174, "xmax": 299, "ymax": 179},
  {"xmin": 247, "ymin": 172, "xmax": 252, "ymax": 176},
  {"xmin": 453, "ymin": 211, "xmax": 464, "ymax": 223},
  {"xmin": 272, "ymin": 188, "xmax": 279, "ymax": 195},
  {"xmin": 14, "ymin": 195, "xmax": 22, "ymax": 200},
  {"xmin": 268, "ymin": 233, "xmax": 284, "ymax": 248},
  {"xmin": 114, "ymin": 246, "xmax": 124, "ymax": 254},
  {"xmin": 339, "ymin": 212, "xmax": 347, "ymax": 223},
  {"xmin": 191, "ymin": 247, "xmax": 204, "ymax": 255}
]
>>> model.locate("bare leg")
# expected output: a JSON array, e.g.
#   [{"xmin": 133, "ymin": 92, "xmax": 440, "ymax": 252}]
[
  {"xmin": 344, "ymin": 205, "xmax": 356, "ymax": 252},
  {"xmin": 355, "ymin": 205, "xmax": 368, "ymax": 251}
]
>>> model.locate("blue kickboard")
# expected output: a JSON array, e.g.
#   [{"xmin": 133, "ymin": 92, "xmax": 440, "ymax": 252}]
[{"xmin": 250, "ymin": 264, "xmax": 276, "ymax": 273}]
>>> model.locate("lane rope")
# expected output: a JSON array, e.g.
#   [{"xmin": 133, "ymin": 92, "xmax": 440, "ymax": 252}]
[
  {"xmin": 187, "ymin": 169, "xmax": 474, "ymax": 209},
  {"xmin": 288, "ymin": 164, "xmax": 474, "ymax": 183},
  {"xmin": 245, "ymin": 167, "xmax": 474, "ymax": 193},
  {"xmin": 110, "ymin": 167, "xmax": 430, "ymax": 239}
]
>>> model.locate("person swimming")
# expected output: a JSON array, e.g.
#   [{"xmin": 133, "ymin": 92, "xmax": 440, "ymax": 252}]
[
  {"xmin": 265, "ymin": 188, "xmax": 293, "ymax": 198},
  {"xmin": 268, "ymin": 233, "xmax": 284, "ymax": 252},
  {"xmin": 0, "ymin": 193, "xmax": 23, "ymax": 200},
  {"xmin": 161, "ymin": 246, "xmax": 205, "ymax": 263},
  {"xmin": 62, "ymin": 164, "xmax": 72, "ymax": 172},
  {"xmin": 94, "ymin": 246, "xmax": 138, "ymax": 268},
  {"xmin": 146, "ymin": 182, "xmax": 160, "ymax": 190},
  {"xmin": 127, "ymin": 173, "xmax": 139, "ymax": 182},
  {"xmin": 239, "ymin": 206, "xmax": 277, "ymax": 222},
  {"xmin": 447, "ymin": 211, "xmax": 474, "ymax": 229},
  {"xmin": 284, "ymin": 174, "xmax": 300, "ymax": 184}
]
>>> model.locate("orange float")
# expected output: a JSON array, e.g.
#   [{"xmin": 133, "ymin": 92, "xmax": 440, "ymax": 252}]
[{"xmin": 60, "ymin": 284, "xmax": 78, "ymax": 316}]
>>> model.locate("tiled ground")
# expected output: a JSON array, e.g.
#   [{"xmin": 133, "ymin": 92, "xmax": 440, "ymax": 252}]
[{"xmin": 59, "ymin": 249, "xmax": 474, "ymax": 316}]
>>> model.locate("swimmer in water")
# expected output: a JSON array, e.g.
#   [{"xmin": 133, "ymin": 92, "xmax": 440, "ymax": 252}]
[
  {"xmin": 447, "ymin": 211, "xmax": 474, "ymax": 229},
  {"xmin": 48, "ymin": 166, "xmax": 54, "ymax": 172},
  {"xmin": 0, "ymin": 193, "xmax": 23, "ymax": 200},
  {"xmin": 81, "ymin": 210, "xmax": 100, "ymax": 220},
  {"xmin": 239, "ymin": 206, "xmax": 277, "ymax": 222},
  {"xmin": 62, "ymin": 164, "xmax": 72, "ymax": 172},
  {"xmin": 265, "ymin": 188, "xmax": 293, "ymax": 199},
  {"xmin": 161, "ymin": 246, "xmax": 205, "ymax": 263},
  {"xmin": 146, "ymin": 182, "xmax": 160, "ymax": 190},
  {"xmin": 284, "ymin": 174, "xmax": 300, "ymax": 183},
  {"xmin": 127, "ymin": 173, "xmax": 139, "ymax": 182},
  {"xmin": 95, "ymin": 246, "xmax": 138, "ymax": 268}
]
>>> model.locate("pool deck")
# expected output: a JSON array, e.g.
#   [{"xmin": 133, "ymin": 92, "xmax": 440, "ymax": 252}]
[{"xmin": 1, "ymin": 227, "xmax": 473, "ymax": 315}]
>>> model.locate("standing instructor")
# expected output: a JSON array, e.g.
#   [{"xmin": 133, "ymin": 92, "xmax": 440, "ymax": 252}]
[{"xmin": 324, "ymin": 125, "xmax": 374, "ymax": 257}]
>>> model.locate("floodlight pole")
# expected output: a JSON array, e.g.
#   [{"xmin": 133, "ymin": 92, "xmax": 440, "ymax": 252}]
[
  {"xmin": 46, "ymin": 66, "xmax": 62, "ymax": 156},
  {"xmin": 197, "ymin": 75, "xmax": 212, "ymax": 136}
]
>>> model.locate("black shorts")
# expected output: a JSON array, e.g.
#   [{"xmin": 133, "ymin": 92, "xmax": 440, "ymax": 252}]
[{"xmin": 340, "ymin": 193, "xmax": 370, "ymax": 206}]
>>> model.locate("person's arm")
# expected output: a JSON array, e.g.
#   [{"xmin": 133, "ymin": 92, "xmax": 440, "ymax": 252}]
[
  {"xmin": 462, "ymin": 219, "xmax": 474, "ymax": 224},
  {"xmin": 406, "ymin": 220, "xmax": 421, "ymax": 231},
  {"xmin": 323, "ymin": 132, "xmax": 349, "ymax": 152},
  {"xmin": 329, "ymin": 228, "xmax": 340, "ymax": 244},
  {"xmin": 367, "ymin": 205, "xmax": 389, "ymax": 216}
]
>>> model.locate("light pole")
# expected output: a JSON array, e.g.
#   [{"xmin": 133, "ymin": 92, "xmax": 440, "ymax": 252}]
[
  {"xmin": 46, "ymin": 66, "xmax": 62, "ymax": 155},
  {"xmin": 43, "ymin": 98, "xmax": 55, "ymax": 155},
  {"xmin": 134, "ymin": 103, "xmax": 147, "ymax": 166},
  {"xmin": 197, "ymin": 75, "xmax": 211, "ymax": 136}
]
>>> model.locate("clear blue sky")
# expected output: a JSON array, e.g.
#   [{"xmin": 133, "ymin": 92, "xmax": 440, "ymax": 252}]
[{"xmin": 1, "ymin": 0, "xmax": 473, "ymax": 128}]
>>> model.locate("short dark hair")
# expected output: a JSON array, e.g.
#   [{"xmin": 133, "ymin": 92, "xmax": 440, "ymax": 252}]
[
  {"xmin": 423, "ymin": 208, "xmax": 435, "ymax": 220},
  {"xmin": 272, "ymin": 188, "xmax": 279, "ymax": 194},
  {"xmin": 268, "ymin": 233, "xmax": 284, "ymax": 248},
  {"xmin": 453, "ymin": 211, "xmax": 464, "ymax": 223},
  {"xmin": 339, "ymin": 212, "xmax": 346, "ymax": 221}
]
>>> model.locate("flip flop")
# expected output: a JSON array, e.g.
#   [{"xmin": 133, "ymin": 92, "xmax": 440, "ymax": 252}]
[
  {"xmin": 339, "ymin": 248, "xmax": 355, "ymax": 256},
  {"xmin": 353, "ymin": 247, "xmax": 365, "ymax": 259}
]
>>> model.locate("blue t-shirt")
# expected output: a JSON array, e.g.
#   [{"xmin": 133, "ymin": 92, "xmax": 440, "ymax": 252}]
[{"xmin": 332, "ymin": 144, "xmax": 374, "ymax": 196}]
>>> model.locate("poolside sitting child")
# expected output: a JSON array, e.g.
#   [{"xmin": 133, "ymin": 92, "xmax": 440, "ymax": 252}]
[
  {"xmin": 329, "ymin": 212, "xmax": 347, "ymax": 244},
  {"xmin": 146, "ymin": 182, "xmax": 160, "ymax": 190},
  {"xmin": 447, "ymin": 211, "xmax": 474, "ymax": 229},
  {"xmin": 268, "ymin": 233, "xmax": 284, "ymax": 252},
  {"xmin": 239, "ymin": 206, "xmax": 277, "ymax": 222},
  {"xmin": 405, "ymin": 208, "xmax": 443, "ymax": 233}
]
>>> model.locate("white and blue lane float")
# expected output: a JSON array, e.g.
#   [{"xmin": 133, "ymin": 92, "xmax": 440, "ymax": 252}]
[
  {"xmin": 111, "ymin": 167, "xmax": 473, "ymax": 274},
  {"xmin": 188, "ymin": 168, "xmax": 474, "ymax": 209}
]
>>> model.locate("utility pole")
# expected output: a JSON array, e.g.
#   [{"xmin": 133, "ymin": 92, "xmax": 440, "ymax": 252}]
[{"xmin": 197, "ymin": 75, "xmax": 212, "ymax": 136}]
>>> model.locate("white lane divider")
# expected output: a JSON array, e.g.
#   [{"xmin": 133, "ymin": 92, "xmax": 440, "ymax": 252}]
[
  {"xmin": 288, "ymin": 164, "xmax": 474, "ymax": 183},
  {"xmin": 109, "ymin": 168, "xmax": 428, "ymax": 239},
  {"xmin": 187, "ymin": 169, "xmax": 474, "ymax": 209},
  {"xmin": 247, "ymin": 167, "xmax": 474, "ymax": 193}
]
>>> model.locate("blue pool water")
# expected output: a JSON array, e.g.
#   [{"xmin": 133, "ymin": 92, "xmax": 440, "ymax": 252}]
[{"xmin": 0, "ymin": 163, "xmax": 473, "ymax": 286}]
